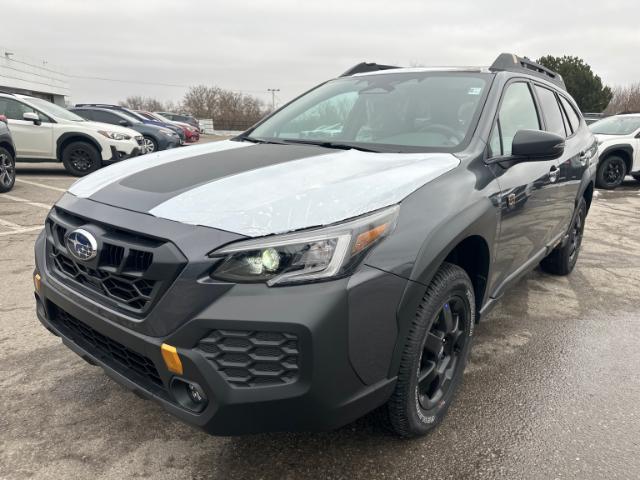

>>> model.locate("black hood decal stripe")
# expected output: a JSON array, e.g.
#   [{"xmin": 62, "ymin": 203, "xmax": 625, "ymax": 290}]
[{"xmin": 88, "ymin": 143, "xmax": 330, "ymax": 213}]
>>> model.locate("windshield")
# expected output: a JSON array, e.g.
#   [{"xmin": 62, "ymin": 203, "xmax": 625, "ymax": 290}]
[
  {"xmin": 117, "ymin": 112, "xmax": 142, "ymax": 124},
  {"xmin": 590, "ymin": 116, "xmax": 640, "ymax": 135},
  {"xmin": 248, "ymin": 72, "xmax": 491, "ymax": 152},
  {"xmin": 27, "ymin": 97, "xmax": 86, "ymax": 122}
]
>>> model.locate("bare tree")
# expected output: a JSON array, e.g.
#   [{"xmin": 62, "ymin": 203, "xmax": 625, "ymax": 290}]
[
  {"xmin": 604, "ymin": 82, "xmax": 640, "ymax": 114},
  {"xmin": 119, "ymin": 96, "xmax": 167, "ymax": 112},
  {"xmin": 182, "ymin": 85, "xmax": 266, "ymax": 130}
]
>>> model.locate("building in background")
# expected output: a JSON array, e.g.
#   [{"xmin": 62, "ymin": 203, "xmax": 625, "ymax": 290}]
[{"xmin": 0, "ymin": 47, "xmax": 69, "ymax": 105}]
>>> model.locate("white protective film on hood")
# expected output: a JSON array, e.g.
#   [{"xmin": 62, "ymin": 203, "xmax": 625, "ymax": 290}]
[
  {"xmin": 68, "ymin": 140, "xmax": 251, "ymax": 198},
  {"xmin": 150, "ymin": 149, "xmax": 460, "ymax": 237}
]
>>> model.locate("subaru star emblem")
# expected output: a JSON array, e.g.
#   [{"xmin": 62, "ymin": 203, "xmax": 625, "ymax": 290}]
[{"xmin": 66, "ymin": 229, "xmax": 98, "ymax": 261}]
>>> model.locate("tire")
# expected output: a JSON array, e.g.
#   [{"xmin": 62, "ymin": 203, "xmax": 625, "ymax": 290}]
[
  {"xmin": 540, "ymin": 197, "xmax": 587, "ymax": 276},
  {"xmin": 384, "ymin": 262, "xmax": 475, "ymax": 437},
  {"xmin": 61, "ymin": 141, "xmax": 101, "ymax": 177},
  {"xmin": 596, "ymin": 155, "xmax": 627, "ymax": 189},
  {"xmin": 143, "ymin": 135, "xmax": 158, "ymax": 153},
  {"xmin": 0, "ymin": 146, "xmax": 16, "ymax": 193}
]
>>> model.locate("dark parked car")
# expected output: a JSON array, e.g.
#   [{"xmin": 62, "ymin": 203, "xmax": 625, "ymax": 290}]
[
  {"xmin": 136, "ymin": 111, "xmax": 200, "ymax": 143},
  {"xmin": 0, "ymin": 114, "xmax": 16, "ymax": 192},
  {"xmin": 70, "ymin": 107, "xmax": 181, "ymax": 153},
  {"xmin": 156, "ymin": 111, "xmax": 200, "ymax": 131},
  {"xmin": 34, "ymin": 54, "xmax": 596, "ymax": 437},
  {"xmin": 75, "ymin": 104, "xmax": 186, "ymax": 144}
]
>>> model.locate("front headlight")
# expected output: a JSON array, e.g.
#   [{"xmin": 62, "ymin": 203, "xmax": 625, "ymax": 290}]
[
  {"xmin": 209, "ymin": 205, "xmax": 399, "ymax": 286},
  {"xmin": 160, "ymin": 129, "xmax": 176, "ymax": 136},
  {"xmin": 98, "ymin": 130, "xmax": 131, "ymax": 141}
]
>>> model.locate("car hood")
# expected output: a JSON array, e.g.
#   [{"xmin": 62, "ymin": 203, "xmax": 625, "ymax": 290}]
[
  {"xmin": 78, "ymin": 120, "xmax": 140, "ymax": 137},
  {"xmin": 68, "ymin": 140, "xmax": 459, "ymax": 237}
]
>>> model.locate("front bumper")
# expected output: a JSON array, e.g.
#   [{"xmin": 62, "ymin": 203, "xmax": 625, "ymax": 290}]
[{"xmin": 33, "ymin": 202, "xmax": 406, "ymax": 434}]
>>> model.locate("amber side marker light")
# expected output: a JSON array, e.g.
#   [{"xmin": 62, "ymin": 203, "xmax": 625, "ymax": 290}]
[
  {"xmin": 161, "ymin": 343, "xmax": 183, "ymax": 375},
  {"xmin": 352, "ymin": 223, "xmax": 390, "ymax": 254},
  {"xmin": 34, "ymin": 273, "xmax": 42, "ymax": 294}
]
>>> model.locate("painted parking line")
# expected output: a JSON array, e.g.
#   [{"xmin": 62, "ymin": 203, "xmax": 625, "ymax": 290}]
[
  {"xmin": 0, "ymin": 226, "xmax": 43, "ymax": 236},
  {"xmin": 15, "ymin": 178, "xmax": 67, "ymax": 192},
  {"xmin": 0, "ymin": 217, "xmax": 26, "ymax": 230},
  {"xmin": 0, "ymin": 193, "xmax": 53, "ymax": 211}
]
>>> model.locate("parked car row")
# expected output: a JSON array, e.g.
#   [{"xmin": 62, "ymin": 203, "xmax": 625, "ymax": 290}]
[
  {"xmin": 0, "ymin": 92, "xmax": 202, "ymax": 177},
  {"xmin": 0, "ymin": 92, "xmax": 145, "ymax": 176}
]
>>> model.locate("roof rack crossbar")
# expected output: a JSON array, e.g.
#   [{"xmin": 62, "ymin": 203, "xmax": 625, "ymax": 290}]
[
  {"xmin": 340, "ymin": 62, "xmax": 401, "ymax": 77},
  {"xmin": 489, "ymin": 53, "xmax": 566, "ymax": 90}
]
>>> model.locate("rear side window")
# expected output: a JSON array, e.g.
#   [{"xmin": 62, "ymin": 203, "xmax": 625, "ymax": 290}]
[
  {"xmin": 535, "ymin": 86, "xmax": 566, "ymax": 137},
  {"xmin": 493, "ymin": 82, "xmax": 540, "ymax": 156},
  {"xmin": 559, "ymin": 96, "xmax": 581, "ymax": 134},
  {"xmin": 91, "ymin": 110, "xmax": 119, "ymax": 125}
]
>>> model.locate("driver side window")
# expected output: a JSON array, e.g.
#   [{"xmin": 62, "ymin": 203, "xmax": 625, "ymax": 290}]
[{"xmin": 493, "ymin": 82, "xmax": 540, "ymax": 156}]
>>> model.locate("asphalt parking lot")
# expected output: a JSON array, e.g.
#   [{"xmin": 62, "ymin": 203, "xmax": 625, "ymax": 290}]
[{"xmin": 1, "ymin": 151, "xmax": 639, "ymax": 479}]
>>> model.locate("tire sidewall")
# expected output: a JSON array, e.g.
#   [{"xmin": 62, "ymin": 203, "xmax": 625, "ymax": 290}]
[
  {"xmin": 398, "ymin": 268, "xmax": 475, "ymax": 436},
  {"xmin": 62, "ymin": 141, "xmax": 101, "ymax": 177},
  {"xmin": 597, "ymin": 156, "xmax": 627, "ymax": 189},
  {"xmin": 0, "ymin": 146, "xmax": 15, "ymax": 193}
]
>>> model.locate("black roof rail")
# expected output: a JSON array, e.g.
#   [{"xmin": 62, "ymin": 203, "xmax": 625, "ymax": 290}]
[
  {"xmin": 340, "ymin": 62, "xmax": 401, "ymax": 77},
  {"xmin": 0, "ymin": 90, "xmax": 16, "ymax": 96},
  {"xmin": 489, "ymin": 53, "xmax": 566, "ymax": 90},
  {"xmin": 75, "ymin": 103, "xmax": 122, "ymax": 108}
]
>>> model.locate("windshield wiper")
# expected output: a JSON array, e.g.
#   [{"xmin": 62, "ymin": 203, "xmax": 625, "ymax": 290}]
[
  {"xmin": 278, "ymin": 139, "xmax": 380, "ymax": 153},
  {"xmin": 234, "ymin": 135, "xmax": 288, "ymax": 145}
]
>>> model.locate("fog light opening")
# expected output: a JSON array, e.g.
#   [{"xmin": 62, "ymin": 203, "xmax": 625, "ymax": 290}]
[{"xmin": 170, "ymin": 378, "xmax": 208, "ymax": 412}]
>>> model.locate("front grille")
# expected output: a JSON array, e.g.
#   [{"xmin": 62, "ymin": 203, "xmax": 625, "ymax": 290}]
[
  {"xmin": 196, "ymin": 329, "xmax": 300, "ymax": 387},
  {"xmin": 45, "ymin": 207, "xmax": 186, "ymax": 316},
  {"xmin": 49, "ymin": 304, "xmax": 164, "ymax": 391}
]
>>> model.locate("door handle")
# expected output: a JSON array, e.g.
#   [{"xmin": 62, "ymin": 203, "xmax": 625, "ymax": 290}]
[{"xmin": 549, "ymin": 166, "xmax": 559, "ymax": 183}]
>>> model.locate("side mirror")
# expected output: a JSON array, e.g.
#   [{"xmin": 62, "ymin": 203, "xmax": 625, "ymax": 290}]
[
  {"xmin": 119, "ymin": 119, "xmax": 129, "ymax": 126},
  {"xmin": 23, "ymin": 111, "xmax": 41, "ymax": 125},
  {"xmin": 511, "ymin": 129, "xmax": 564, "ymax": 160}
]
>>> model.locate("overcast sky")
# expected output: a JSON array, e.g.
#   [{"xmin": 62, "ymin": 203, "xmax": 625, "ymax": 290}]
[{"xmin": 2, "ymin": 0, "xmax": 638, "ymax": 107}]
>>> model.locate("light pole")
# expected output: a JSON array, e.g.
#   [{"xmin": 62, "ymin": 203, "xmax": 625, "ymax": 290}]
[{"xmin": 267, "ymin": 88, "xmax": 280, "ymax": 111}]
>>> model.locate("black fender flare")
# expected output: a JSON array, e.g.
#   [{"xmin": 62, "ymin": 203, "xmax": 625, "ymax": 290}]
[
  {"xmin": 599, "ymin": 143, "xmax": 634, "ymax": 172},
  {"xmin": 0, "ymin": 141, "xmax": 15, "ymax": 158},
  {"xmin": 56, "ymin": 133, "xmax": 103, "ymax": 160},
  {"xmin": 388, "ymin": 197, "xmax": 499, "ymax": 377}
]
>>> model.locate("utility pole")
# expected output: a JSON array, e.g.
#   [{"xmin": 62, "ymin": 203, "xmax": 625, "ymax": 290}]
[{"xmin": 267, "ymin": 88, "xmax": 280, "ymax": 111}]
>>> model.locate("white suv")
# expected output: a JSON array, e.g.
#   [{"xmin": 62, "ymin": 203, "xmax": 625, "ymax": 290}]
[
  {"xmin": 590, "ymin": 114, "xmax": 640, "ymax": 189},
  {"xmin": 0, "ymin": 93, "xmax": 144, "ymax": 176}
]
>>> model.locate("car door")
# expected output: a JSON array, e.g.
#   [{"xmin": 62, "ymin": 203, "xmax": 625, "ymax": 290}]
[
  {"xmin": 0, "ymin": 98, "xmax": 54, "ymax": 158},
  {"xmin": 533, "ymin": 85, "xmax": 583, "ymax": 236},
  {"xmin": 487, "ymin": 80, "xmax": 564, "ymax": 298}
]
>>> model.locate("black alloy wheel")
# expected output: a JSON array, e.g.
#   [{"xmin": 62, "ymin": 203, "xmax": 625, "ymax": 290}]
[
  {"xmin": 385, "ymin": 262, "xmax": 474, "ymax": 437},
  {"xmin": 596, "ymin": 156, "xmax": 627, "ymax": 189},
  {"xmin": 61, "ymin": 141, "xmax": 101, "ymax": 177},
  {"xmin": 417, "ymin": 296, "xmax": 469, "ymax": 411},
  {"xmin": 568, "ymin": 202, "xmax": 586, "ymax": 267}
]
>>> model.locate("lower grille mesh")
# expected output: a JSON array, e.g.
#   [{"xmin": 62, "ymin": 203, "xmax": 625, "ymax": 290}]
[{"xmin": 50, "ymin": 305, "xmax": 164, "ymax": 391}]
